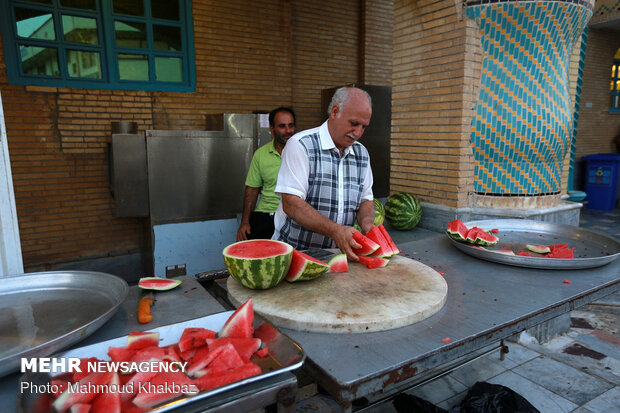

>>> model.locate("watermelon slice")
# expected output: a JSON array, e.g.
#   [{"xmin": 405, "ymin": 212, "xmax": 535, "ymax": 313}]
[
  {"xmin": 518, "ymin": 251, "xmax": 531, "ymax": 257},
  {"xmin": 90, "ymin": 372, "xmax": 121, "ymax": 413},
  {"xmin": 327, "ymin": 253, "xmax": 348, "ymax": 273},
  {"xmin": 108, "ymin": 346, "xmax": 137, "ymax": 363},
  {"xmin": 547, "ymin": 247, "xmax": 574, "ymax": 259},
  {"xmin": 129, "ymin": 346, "xmax": 166, "ymax": 363},
  {"xmin": 132, "ymin": 371, "xmax": 194, "ymax": 409},
  {"xmin": 526, "ymin": 244, "xmax": 551, "ymax": 254},
  {"xmin": 206, "ymin": 337, "xmax": 262, "ymax": 360},
  {"xmin": 358, "ymin": 256, "xmax": 389, "ymax": 269},
  {"xmin": 285, "ymin": 249, "xmax": 329, "ymax": 282},
  {"xmin": 178, "ymin": 328, "xmax": 216, "ymax": 353},
  {"xmin": 351, "ymin": 231, "xmax": 380, "ymax": 256},
  {"xmin": 219, "ymin": 299, "xmax": 254, "ymax": 339},
  {"xmin": 120, "ymin": 370, "xmax": 158, "ymax": 403},
  {"xmin": 138, "ymin": 277, "xmax": 182, "ymax": 291},
  {"xmin": 378, "ymin": 224, "xmax": 400, "ymax": 256},
  {"xmin": 200, "ymin": 343, "xmax": 245, "ymax": 374},
  {"xmin": 127, "ymin": 331, "xmax": 160, "ymax": 350},
  {"xmin": 53, "ymin": 371, "xmax": 114, "ymax": 412},
  {"xmin": 492, "ymin": 249, "xmax": 515, "ymax": 255},
  {"xmin": 193, "ymin": 362, "xmax": 262, "ymax": 392},
  {"xmin": 186, "ymin": 346, "xmax": 223, "ymax": 377},
  {"xmin": 72, "ymin": 357, "xmax": 99, "ymax": 381},
  {"xmin": 366, "ymin": 226, "xmax": 393, "ymax": 258},
  {"xmin": 256, "ymin": 347, "xmax": 269, "ymax": 358},
  {"xmin": 446, "ymin": 219, "xmax": 469, "ymax": 241}
]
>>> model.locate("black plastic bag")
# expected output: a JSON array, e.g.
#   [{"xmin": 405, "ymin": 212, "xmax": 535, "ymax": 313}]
[
  {"xmin": 393, "ymin": 393, "xmax": 447, "ymax": 413},
  {"xmin": 449, "ymin": 382, "xmax": 540, "ymax": 413}
]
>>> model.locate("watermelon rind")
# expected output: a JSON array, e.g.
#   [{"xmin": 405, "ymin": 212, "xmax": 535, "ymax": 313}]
[
  {"xmin": 223, "ymin": 240, "xmax": 293, "ymax": 289},
  {"xmin": 384, "ymin": 192, "xmax": 422, "ymax": 231},
  {"xmin": 138, "ymin": 277, "xmax": 182, "ymax": 291},
  {"xmin": 473, "ymin": 229, "xmax": 499, "ymax": 246},
  {"xmin": 327, "ymin": 253, "xmax": 348, "ymax": 273},
  {"xmin": 286, "ymin": 250, "xmax": 329, "ymax": 282},
  {"xmin": 446, "ymin": 219, "xmax": 468, "ymax": 241},
  {"xmin": 526, "ymin": 244, "xmax": 551, "ymax": 254}
]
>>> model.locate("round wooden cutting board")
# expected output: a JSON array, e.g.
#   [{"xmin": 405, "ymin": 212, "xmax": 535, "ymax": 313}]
[{"xmin": 227, "ymin": 254, "xmax": 448, "ymax": 334}]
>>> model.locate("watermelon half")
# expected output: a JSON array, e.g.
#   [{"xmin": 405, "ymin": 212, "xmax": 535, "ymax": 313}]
[
  {"xmin": 285, "ymin": 249, "xmax": 329, "ymax": 282},
  {"xmin": 138, "ymin": 277, "xmax": 182, "ymax": 291},
  {"xmin": 223, "ymin": 239, "xmax": 293, "ymax": 289},
  {"xmin": 384, "ymin": 192, "xmax": 422, "ymax": 230}
]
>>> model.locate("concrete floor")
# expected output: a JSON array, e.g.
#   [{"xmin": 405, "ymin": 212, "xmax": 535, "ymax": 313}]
[{"xmin": 294, "ymin": 207, "xmax": 620, "ymax": 412}]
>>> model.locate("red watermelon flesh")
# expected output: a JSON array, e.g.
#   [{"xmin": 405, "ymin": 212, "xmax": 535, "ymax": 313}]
[
  {"xmin": 108, "ymin": 346, "xmax": 137, "ymax": 363},
  {"xmin": 72, "ymin": 357, "xmax": 99, "ymax": 381},
  {"xmin": 206, "ymin": 337, "xmax": 261, "ymax": 360},
  {"xmin": 129, "ymin": 346, "xmax": 166, "ymax": 363},
  {"xmin": 378, "ymin": 224, "xmax": 400, "ymax": 255},
  {"xmin": 90, "ymin": 372, "xmax": 121, "ymax": 413},
  {"xmin": 327, "ymin": 254, "xmax": 348, "ymax": 273},
  {"xmin": 120, "ymin": 370, "xmax": 157, "ymax": 403},
  {"xmin": 518, "ymin": 251, "xmax": 531, "ymax": 257},
  {"xmin": 127, "ymin": 331, "xmax": 160, "ymax": 350},
  {"xmin": 548, "ymin": 244, "xmax": 568, "ymax": 252},
  {"xmin": 358, "ymin": 256, "xmax": 389, "ymax": 269},
  {"xmin": 193, "ymin": 362, "xmax": 262, "ymax": 392},
  {"xmin": 351, "ymin": 231, "xmax": 380, "ymax": 256},
  {"xmin": 224, "ymin": 239, "xmax": 290, "ymax": 257},
  {"xmin": 138, "ymin": 277, "xmax": 182, "ymax": 291},
  {"xmin": 285, "ymin": 249, "xmax": 329, "ymax": 281},
  {"xmin": 178, "ymin": 327, "xmax": 216, "ymax": 353},
  {"xmin": 69, "ymin": 403, "xmax": 91, "ymax": 413},
  {"xmin": 256, "ymin": 347, "xmax": 269, "ymax": 358},
  {"xmin": 219, "ymin": 299, "xmax": 254, "ymax": 339},
  {"xmin": 547, "ymin": 247, "xmax": 574, "ymax": 259},
  {"xmin": 366, "ymin": 226, "xmax": 393, "ymax": 258},
  {"xmin": 253, "ymin": 323, "xmax": 279, "ymax": 344},
  {"xmin": 132, "ymin": 371, "xmax": 194, "ymax": 409},
  {"xmin": 180, "ymin": 348, "xmax": 197, "ymax": 361},
  {"xmin": 201, "ymin": 343, "xmax": 245, "ymax": 374},
  {"xmin": 162, "ymin": 344, "xmax": 181, "ymax": 363},
  {"xmin": 186, "ymin": 346, "xmax": 222, "ymax": 377},
  {"xmin": 53, "ymin": 371, "xmax": 113, "ymax": 412}
]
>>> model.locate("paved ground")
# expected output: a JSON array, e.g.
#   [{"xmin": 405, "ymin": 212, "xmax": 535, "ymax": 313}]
[{"xmin": 294, "ymin": 207, "xmax": 620, "ymax": 412}]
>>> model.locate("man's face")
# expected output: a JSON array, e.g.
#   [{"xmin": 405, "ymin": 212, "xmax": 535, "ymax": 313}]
[
  {"xmin": 329, "ymin": 92, "xmax": 371, "ymax": 152},
  {"xmin": 271, "ymin": 111, "xmax": 295, "ymax": 146}
]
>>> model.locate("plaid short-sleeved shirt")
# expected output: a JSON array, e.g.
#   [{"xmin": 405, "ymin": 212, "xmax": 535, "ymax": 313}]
[{"xmin": 273, "ymin": 121, "xmax": 373, "ymax": 249}]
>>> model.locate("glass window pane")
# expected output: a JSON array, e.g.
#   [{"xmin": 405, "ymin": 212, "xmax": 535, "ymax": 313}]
[
  {"xmin": 155, "ymin": 56, "xmax": 182, "ymax": 82},
  {"xmin": 20, "ymin": 46, "xmax": 60, "ymax": 77},
  {"xmin": 115, "ymin": 21, "xmax": 147, "ymax": 48},
  {"xmin": 15, "ymin": 8, "xmax": 56, "ymax": 40},
  {"xmin": 66, "ymin": 50, "xmax": 101, "ymax": 79},
  {"xmin": 118, "ymin": 53, "xmax": 148, "ymax": 81},
  {"xmin": 62, "ymin": 15, "xmax": 98, "ymax": 44},
  {"xmin": 114, "ymin": 0, "xmax": 144, "ymax": 16},
  {"xmin": 152, "ymin": 0, "xmax": 179, "ymax": 21},
  {"xmin": 153, "ymin": 25, "xmax": 181, "ymax": 51},
  {"xmin": 60, "ymin": 0, "xmax": 95, "ymax": 10},
  {"xmin": 26, "ymin": 0, "xmax": 52, "ymax": 4}
]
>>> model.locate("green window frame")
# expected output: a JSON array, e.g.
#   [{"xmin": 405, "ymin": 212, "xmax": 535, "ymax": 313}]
[
  {"xmin": 611, "ymin": 49, "xmax": 620, "ymax": 113},
  {"xmin": 0, "ymin": 0, "xmax": 195, "ymax": 92}
]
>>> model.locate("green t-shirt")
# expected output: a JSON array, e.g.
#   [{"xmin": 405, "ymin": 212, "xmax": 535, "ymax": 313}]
[{"xmin": 245, "ymin": 140, "xmax": 282, "ymax": 213}]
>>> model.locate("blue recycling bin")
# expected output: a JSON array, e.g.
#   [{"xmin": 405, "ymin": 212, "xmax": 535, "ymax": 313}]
[{"xmin": 582, "ymin": 153, "xmax": 620, "ymax": 211}]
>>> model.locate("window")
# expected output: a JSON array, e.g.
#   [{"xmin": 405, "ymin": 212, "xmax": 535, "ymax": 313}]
[
  {"xmin": 611, "ymin": 48, "xmax": 620, "ymax": 113},
  {"xmin": 0, "ymin": 0, "xmax": 195, "ymax": 91}
]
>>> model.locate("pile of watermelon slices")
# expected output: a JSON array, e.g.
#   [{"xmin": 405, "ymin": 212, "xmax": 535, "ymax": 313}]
[
  {"xmin": 446, "ymin": 219, "xmax": 499, "ymax": 246},
  {"xmin": 48, "ymin": 300, "xmax": 268, "ymax": 413}
]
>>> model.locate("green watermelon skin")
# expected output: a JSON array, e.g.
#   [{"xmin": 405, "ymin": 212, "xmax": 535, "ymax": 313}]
[
  {"xmin": 223, "ymin": 240, "xmax": 293, "ymax": 289},
  {"xmin": 354, "ymin": 198, "xmax": 385, "ymax": 231},
  {"xmin": 384, "ymin": 193, "xmax": 422, "ymax": 230}
]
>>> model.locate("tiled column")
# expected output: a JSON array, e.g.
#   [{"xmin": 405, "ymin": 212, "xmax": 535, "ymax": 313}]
[{"xmin": 465, "ymin": 0, "xmax": 593, "ymax": 196}]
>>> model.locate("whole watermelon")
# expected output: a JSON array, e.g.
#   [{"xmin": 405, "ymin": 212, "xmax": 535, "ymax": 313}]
[
  {"xmin": 384, "ymin": 192, "xmax": 422, "ymax": 230},
  {"xmin": 354, "ymin": 198, "xmax": 385, "ymax": 231}
]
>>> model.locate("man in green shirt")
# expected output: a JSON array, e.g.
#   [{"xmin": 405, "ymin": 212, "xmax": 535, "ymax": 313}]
[{"xmin": 236, "ymin": 107, "xmax": 296, "ymax": 240}]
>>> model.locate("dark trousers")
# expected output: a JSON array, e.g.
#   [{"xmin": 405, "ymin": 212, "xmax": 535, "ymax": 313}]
[{"xmin": 248, "ymin": 211, "xmax": 275, "ymax": 240}]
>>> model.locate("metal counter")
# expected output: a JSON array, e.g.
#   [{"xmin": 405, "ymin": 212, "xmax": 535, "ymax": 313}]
[
  {"xmin": 273, "ymin": 234, "xmax": 620, "ymax": 411},
  {"xmin": 2, "ymin": 276, "xmax": 297, "ymax": 413}
]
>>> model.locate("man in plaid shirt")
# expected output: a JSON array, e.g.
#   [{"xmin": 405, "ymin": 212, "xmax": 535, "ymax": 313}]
[{"xmin": 273, "ymin": 87, "xmax": 375, "ymax": 261}]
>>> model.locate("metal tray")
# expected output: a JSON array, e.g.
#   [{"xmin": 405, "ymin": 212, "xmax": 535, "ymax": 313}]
[
  {"xmin": 0, "ymin": 271, "xmax": 128, "ymax": 378},
  {"xmin": 18, "ymin": 311, "xmax": 305, "ymax": 412},
  {"xmin": 448, "ymin": 219, "xmax": 620, "ymax": 269}
]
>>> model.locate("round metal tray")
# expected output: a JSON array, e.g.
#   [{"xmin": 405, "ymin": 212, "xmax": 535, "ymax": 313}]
[
  {"xmin": 0, "ymin": 271, "xmax": 127, "ymax": 377},
  {"xmin": 449, "ymin": 219, "xmax": 620, "ymax": 270}
]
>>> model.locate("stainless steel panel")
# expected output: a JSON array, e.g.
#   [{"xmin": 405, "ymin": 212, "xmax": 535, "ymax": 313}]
[
  {"xmin": 449, "ymin": 219, "xmax": 620, "ymax": 269},
  {"xmin": 19, "ymin": 312, "xmax": 304, "ymax": 413},
  {"xmin": 321, "ymin": 85, "xmax": 391, "ymax": 197},
  {"xmin": 111, "ymin": 133, "xmax": 149, "ymax": 217},
  {"xmin": 147, "ymin": 136, "xmax": 254, "ymax": 223},
  {"xmin": 224, "ymin": 113, "xmax": 256, "ymax": 138},
  {"xmin": 0, "ymin": 271, "xmax": 128, "ymax": 377}
]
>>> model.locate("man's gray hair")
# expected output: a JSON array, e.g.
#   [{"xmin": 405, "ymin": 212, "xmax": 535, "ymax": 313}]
[{"xmin": 327, "ymin": 87, "xmax": 372, "ymax": 116}]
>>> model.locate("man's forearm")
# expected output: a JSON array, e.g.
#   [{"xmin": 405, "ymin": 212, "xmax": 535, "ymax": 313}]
[
  {"xmin": 241, "ymin": 186, "xmax": 260, "ymax": 223},
  {"xmin": 281, "ymin": 194, "xmax": 340, "ymax": 239},
  {"xmin": 356, "ymin": 199, "xmax": 375, "ymax": 234}
]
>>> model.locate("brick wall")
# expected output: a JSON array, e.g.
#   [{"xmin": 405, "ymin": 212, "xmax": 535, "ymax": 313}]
[
  {"xmin": 1, "ymin": 0, "xmax": 393, "ymax": 270},
  {"xmin": 575, "ymin": 28, "xmax": 620, "ymax": 157},
  {"xmin": 392, "ymin": 0, "xmax": 478, "ymax": 208}
]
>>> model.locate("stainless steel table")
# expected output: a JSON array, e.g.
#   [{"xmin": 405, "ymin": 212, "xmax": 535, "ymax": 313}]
[
  {"xmin": 271, "ymin": 234, "xmax": 620, "ymax": 411},
  {"xmin": 1, "ymin": 275, "xmax": 297, "ymax": 413}
]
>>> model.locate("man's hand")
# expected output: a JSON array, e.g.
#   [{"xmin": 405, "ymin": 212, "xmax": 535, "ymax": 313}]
[
  {"xmin": 236, "ymin": 223, "xmax": 251, "ymax": 241},
  {"xmin": 330, "ymin": 225, "xmax": 363, "ymax": 262}
]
